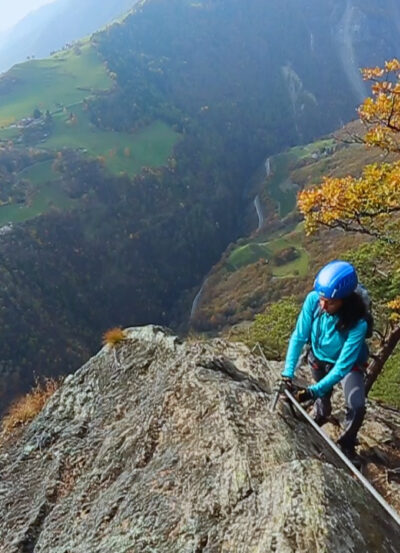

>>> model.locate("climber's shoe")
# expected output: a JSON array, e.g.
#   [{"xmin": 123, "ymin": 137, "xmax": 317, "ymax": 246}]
[{"xmin": 337, "ymin": 443, "xmax": 362, "ymax": 469}]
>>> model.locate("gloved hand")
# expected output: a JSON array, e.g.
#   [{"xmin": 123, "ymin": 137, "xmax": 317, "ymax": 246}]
[
  {"xmin": 279, "ymin": 376, "xmax": 293, "ymax": 392},
  {"xmin": 294, "ymin": 387, "xmax": 314, "ymax": 403}
]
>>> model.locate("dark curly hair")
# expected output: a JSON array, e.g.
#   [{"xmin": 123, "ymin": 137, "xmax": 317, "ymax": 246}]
[{"xmin": 335, "ymin": 291, "xmax": 368, "ymax": 333}]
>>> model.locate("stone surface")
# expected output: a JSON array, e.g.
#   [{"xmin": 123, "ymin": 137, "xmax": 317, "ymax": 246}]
[{"xmin": 0, "ymin": 325, "xmax": 399, "ymax": 552}]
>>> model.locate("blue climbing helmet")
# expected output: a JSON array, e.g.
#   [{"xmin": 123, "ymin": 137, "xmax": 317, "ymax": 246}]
[{"xmin": 314, "ymin": 260, "xmax": 358, "ymax": 299}]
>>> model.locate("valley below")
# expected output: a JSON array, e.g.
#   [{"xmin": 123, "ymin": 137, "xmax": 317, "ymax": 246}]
[
  {"xmin": 0, "ymin": 0, "xmax": 399, "ymax": 412},
  {"xmin": 1, "ymin": 2, "xmax": 400, "ymax": 551}
]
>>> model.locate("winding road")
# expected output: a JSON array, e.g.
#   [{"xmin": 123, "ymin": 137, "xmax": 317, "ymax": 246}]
[
  {"xmin": 190, "ymin": 156, "xmax": 270, "ymax": 321},
  {"xmin": 265, "ymin": 157, "xmax": 271, "ymax": 177},
  {"xmin": 190, "ymin": 280, "xmax": 207, "ymax": 320},
  {"xmin": 254, "ymin": 195, "xmax": 264, "ymax": 231}
]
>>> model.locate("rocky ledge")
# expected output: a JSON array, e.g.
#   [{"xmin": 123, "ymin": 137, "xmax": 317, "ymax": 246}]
[{"xmin": 0, "ymin": 326, "xmax": 399, "ymax": 552}]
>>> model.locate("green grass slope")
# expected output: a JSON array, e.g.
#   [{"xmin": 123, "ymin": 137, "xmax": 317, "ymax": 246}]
[
  {"xmin": 0, "ymin": 43, "xmax": 180, "ymax": 226},
  {"xmin": 192, "ymin": 132, "xmax": 374, "ymax": 333},
  {"xmin": 0, "ymin": 160, "xmax": 78, "ymax": 226},
  {"xmin": 265, "ymin": 139, "xmax": 335, "ymax": 217},
  {"xmin": 0, "ymin": 45, "xmax": 112, "ymax": 127},
  {"xmin": 44, "ymin": 108, "xmax": 179, "ymax": 176},
  {"xmin": 228, "ymin": 224, "xmax": 309, "ymax": 278},
  {"xmin": 370, "ymin": 349, "xmax": 400, "ymax": 409}
]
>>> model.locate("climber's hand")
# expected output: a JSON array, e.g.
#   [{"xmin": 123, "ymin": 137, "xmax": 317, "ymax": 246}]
[
  {"xmin": 294, "ymin": 387, "xmax": 314, "ymax": 403},
  {"xmin": 276, "ymin": 376, "xmax": 293, "ymax": 392}
]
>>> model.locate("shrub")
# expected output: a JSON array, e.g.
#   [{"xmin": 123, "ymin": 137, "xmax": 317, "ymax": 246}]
[
  {"xmin": 369, "ymin": 348, "xmax": 400, "ymax": 409},
  {"xmin": 102, "ymin": 327, "xmax": 126, "ymax": 347},
  {"xmin": 239, "ymin": 297, "xmax": 300, "ymax": 360},
  {"xmin": 272, "ymin": 246, "xmax": 299, "ymax": 266},
  {"xmin": 2, "ymin": 378, "xmax": 60, "ymax": 435}
]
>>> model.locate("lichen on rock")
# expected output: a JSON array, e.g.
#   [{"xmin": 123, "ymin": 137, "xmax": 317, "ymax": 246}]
[{"xmin": 0, "ymin": 325, "xmax": 399, "ymax": 552}]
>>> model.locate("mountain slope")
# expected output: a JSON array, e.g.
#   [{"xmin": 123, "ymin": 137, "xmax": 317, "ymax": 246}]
[
  {"xmin": 0, "ymin": 0, "xmax": 399, "ymax": 408},
  {"xmin": 189, "ymin": 122, "xmax": 393, "ymax": 331},
  {"xmin": 0, "ymin": 326, "xmax": 399, "ymax": 552},
  {"xmin": 0, "ymin": 0, "xmax": 138, "ymax": 73}
]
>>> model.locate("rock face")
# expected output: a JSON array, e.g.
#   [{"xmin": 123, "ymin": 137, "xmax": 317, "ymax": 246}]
[{"xmin": 0, "ymin": 326, "xmax": 399, "ymax": 552}]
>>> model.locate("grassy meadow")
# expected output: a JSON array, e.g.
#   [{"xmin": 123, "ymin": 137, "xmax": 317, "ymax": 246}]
[
  {"xmin": 266, "ymin": 138, "xmax": 335, "ymax": 217},
  {"xmin": 0, "ymin": 44, "xmax": 112, "ymax": 127},
  {"xmin": 44, "ymin": 107, "xmax": 180, "ymax": 176},
  {"xmin": 0, "ymin": 160, "xmax": 78, "ymax": 226},
  {"xmin": 0, "ymin": 43, "xmax": 180, "ymax": 225},
  {"xmin": 228, "ymin": 224, "xmax": 309, "ymax": 278}
]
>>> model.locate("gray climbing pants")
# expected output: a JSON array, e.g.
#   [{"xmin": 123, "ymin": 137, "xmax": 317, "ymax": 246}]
[{"xmin": 309, "ymin": 352, "xmax": 366, "ymax": 450}]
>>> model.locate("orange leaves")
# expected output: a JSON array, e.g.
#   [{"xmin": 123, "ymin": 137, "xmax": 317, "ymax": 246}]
[
  {"xmin": 387, "ymin": 297, "xmax": 400, "ymax": 323},
  {"xmin": 298, "ymin": 162, "xmax": 400, "ymax": 238},
  {"xmin": 387, "ymin": 297, "xmax": 400, "ymax": 311},
  {"xmin": 359, "ymin": 94, "xmax": 400, "ymax": 125},
  {"xmin": 384, "ymin": 59, "xmax": 400, "ymax": 73},
  {"xmin": 298, "ymin": 59, "xmax": 400, "ymax": 243},
  {"xmin": 361, "ymin": 66, "xmax": 385, "ymax": 80},
  {"xmin": 361, "ymin": 59, "xmax": 400, "ymax": 81},
  {"xmin": 358, "ymin": 59, "xmax": 400, "ymax": 153}
]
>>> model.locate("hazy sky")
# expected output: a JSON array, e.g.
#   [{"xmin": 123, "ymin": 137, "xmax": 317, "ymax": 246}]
[{"xmin": 0, "ymin": 0, "xmax": 56, "ymax": 32}]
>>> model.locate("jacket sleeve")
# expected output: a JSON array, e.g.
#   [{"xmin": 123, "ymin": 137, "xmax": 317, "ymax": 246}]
[
  {"xmin": 282, "ymin": 292, "xmax": 317, "ymax": 378},
  {"xmin": 309, "ymin": 319, "xmax": 368, "ymax": 398}
]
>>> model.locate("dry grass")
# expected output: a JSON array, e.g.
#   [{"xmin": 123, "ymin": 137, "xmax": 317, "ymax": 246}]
[
  {"xmin": 102, "ymin": 327, "xmax": 126, "ymax": 347},
  {"xmin": 2, "ymin": 378, "xmax": 60, "ymax": 435}
]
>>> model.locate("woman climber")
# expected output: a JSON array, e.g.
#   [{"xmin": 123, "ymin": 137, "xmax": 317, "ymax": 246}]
[{"xmin": 281, "ymin": 260, "xmax": 370, "ymax": 463}]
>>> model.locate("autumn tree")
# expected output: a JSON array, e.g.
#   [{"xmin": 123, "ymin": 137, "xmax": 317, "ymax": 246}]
[{"xmin": 298, "ymin": 59, "xmax": 400, "ymax": 393}]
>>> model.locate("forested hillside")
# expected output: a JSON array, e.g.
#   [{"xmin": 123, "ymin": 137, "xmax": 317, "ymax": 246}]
[
  {"xmin": 190, "ymin": 123, "xmax": 388, "ymax": 333},
  {"xmin": 0, "ymin": 0, "xmax": 398, "ymax": 408}
]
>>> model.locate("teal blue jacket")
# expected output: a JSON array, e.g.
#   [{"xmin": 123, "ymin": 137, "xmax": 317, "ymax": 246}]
[{"xmin": 282, "ymin": 291, "xmax": 368, "ymax": 398}]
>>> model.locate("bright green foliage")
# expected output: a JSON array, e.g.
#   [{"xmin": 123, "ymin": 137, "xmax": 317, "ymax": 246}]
[
  {"xmin": 342, "ymin": 242, "xmax": 400, "ymax": 332},
  {"xmin": 342, "ymin": 241, "xmax": 400, "ymax": 404},
  {"xmin": 243, "ymin": 297, "xmax": 300, "ymax": 360},
  {"xmin": 370, "ymin": 348, "xmax": 400, "ymax": 408}
]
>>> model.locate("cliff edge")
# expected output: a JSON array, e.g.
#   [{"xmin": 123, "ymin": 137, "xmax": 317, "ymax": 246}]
[{"xmin": 0, "ymin": 326, "xmax": 399, "ymax": 552}]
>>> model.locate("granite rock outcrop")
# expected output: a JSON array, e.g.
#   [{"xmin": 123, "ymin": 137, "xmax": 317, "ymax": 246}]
[{"xmin": 0, "ymin": 326, "xmax": 399, "ymax": 552}]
